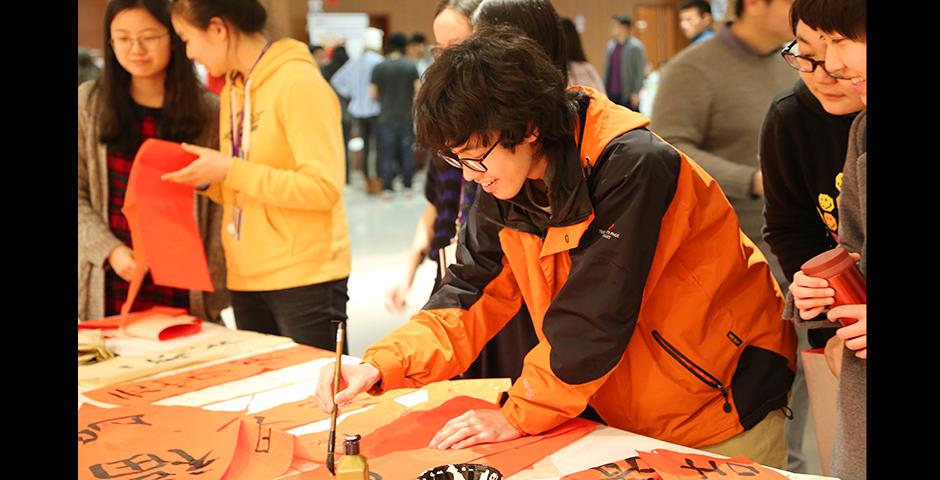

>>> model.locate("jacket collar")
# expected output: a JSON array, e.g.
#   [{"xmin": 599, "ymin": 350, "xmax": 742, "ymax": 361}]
[{"xmin": 484, "ymin": 87, "xmax": 651, "ymax": 256}]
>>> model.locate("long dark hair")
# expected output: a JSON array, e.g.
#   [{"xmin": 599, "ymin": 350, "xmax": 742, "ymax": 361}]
[
  {"xmin": 96, "ymin": 0, "xmax": 211, "ymax": 154},
  {"xmin": 320, "ymin": 46, "xmax": 348, "ymax": 82},
  {"xmin": 170, "ymin": 0, "xmax": 267, "ymax": 33},
  {"xmin": 471, "ymin": 0, "xmax": 568, "ymax": 84},
  {"xmin": 560, "ymin": 17, "xmax": 587, "ymax": 63}
]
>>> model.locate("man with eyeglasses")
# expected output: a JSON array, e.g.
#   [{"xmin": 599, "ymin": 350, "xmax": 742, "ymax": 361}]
[
  {"xmin": 651, "ymin": 0, "xmax": 797, "ymax": 291},
  {"xmin": 317, "ymin": 26, "xmax": 797, "ymax": 468},
  {"xmin": 758, "ymin": 11, "xmax": 865, "ymax": 475}
]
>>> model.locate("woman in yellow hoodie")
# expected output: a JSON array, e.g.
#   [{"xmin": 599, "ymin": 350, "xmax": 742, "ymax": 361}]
[{"xmin": 164, "ymin": 0, "xmax": 351, "ymax": 351}]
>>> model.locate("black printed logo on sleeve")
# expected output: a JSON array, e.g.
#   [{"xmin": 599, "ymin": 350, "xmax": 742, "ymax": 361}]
[{"xmin": 727, "ymin": 331, "xmax": 743, "ymax": 347}]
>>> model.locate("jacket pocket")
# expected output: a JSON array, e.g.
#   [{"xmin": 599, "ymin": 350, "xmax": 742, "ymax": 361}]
[{"xmin": 651, "ymin": 329, "xmax": 732, "ymax": 414}]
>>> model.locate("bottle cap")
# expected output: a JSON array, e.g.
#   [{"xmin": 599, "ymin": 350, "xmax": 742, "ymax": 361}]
[
  {"xmin": 801, "ymin": 246, "xmax": 855, "ymax": 279},
  {"xmin": 343, "ymin": 434, "xmax": 361, "ymax": 455}
]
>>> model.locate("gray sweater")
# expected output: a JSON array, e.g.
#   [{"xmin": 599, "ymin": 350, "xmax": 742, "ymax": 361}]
[
  {"xmin": 650, "ymin": 24, "xmax": 796, "ymax": 245},
  {"xmin": 830, "ymin": 110, "xmax": 866, "ymax": 480}
]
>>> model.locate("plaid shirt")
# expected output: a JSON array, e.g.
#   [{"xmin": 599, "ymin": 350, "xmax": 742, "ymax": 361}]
[{"xmin": 104, "ymin": 106, "xmax": 189, "ymax": 316}]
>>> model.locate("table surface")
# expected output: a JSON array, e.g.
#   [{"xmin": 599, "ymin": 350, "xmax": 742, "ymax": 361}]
[{"xmin": 78, "ymin": 324, "xmax": 835, "ymax": 480}]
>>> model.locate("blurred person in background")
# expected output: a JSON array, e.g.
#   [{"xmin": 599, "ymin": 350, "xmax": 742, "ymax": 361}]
[
  {"xmin": 651, "ymin": 0, "xmax": 797, "ymax": 289},
  {"xmin": 321, "ymin": 45, "xmax": 353, "ymax": 185},
  {"xmin": 371, "ymin": 32, "xmax": 420, "ymax": 198},
  {"xmin": 309, "ymin": 44, "xmax": 329, "ymax": 69},
  {"xmin": 560, "ymin": 17, "xmax": 605, "ymax": 93},
  {"xmin": 603, "ymin": 15, "xmax": 646, "ymax": 111},
  {"xmin": 407, "ymin": 32, "xmax": 434, "ymax": 76},
  {"xmin": 678, "ymin": 0, "xmax": 716, "ymax": 46},
  {"xmin": 78, "ymin": 47, "xmax": 102, "ymax": 85},
  {"xmin": 331, "ymin": 28, "xmax": 385, "ymax": 192}
]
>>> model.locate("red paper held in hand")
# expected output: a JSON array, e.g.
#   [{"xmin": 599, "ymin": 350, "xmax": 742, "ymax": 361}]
[{"xmin": 120, "ymin": 139, "xmax": 214, "ymax": 320}]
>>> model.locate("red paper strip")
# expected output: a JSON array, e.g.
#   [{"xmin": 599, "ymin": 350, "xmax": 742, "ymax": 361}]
[
  {"xmin": 84, "ymin": 345, "xmax": 333, "ymax": 406},
  {"xmin": 120, "ymin": 139, "xmax": 214, "ymax": 317},
  {"xmin": 638, "ymin": 450, "xmax": 788, "ymax": 480},
  {"xmin": 562, "ymin": 456, "xmax": 663, "ymax": 479},
  {"xmin": 471, "ymin": 420, "xmax": 598, "ymax": 476},
  {"xmin": 78, "ymin": 404, "xmax": 243, "ymax": 480},
  {"xmin": 135, "ymin": 139, "xmax": 213, "ymax": 291},
  {"xmin": 301, "ymin": 397, "xmax": 600, "ymax": 480},
  {"xmin": 79, "ymin": 306, "xmax": 190, "ymax": 330}
]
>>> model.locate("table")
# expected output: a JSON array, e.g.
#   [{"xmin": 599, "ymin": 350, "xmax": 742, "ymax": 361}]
[{"xmin": 78, "ymin": 324, "xmax": 835, "ymax": 479}]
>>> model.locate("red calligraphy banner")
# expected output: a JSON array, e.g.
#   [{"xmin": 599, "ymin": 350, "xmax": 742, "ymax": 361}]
[
  {"xmin": 84, "ymin": 345, "xmax": 333, "ymax": 406},
  {"xmin": 78, "ymin": 404, "xmax": 243, "ymax": 480},
  {"xmin": 638, "ymin": 450, "xmax": 789, "ymax": 480},
  {"xmin": 562, "ymin": 456, "xmax": 663, "ymax": 479}
]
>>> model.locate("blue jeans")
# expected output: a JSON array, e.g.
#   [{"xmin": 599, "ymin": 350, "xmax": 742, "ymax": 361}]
[
  {"xmin": 377, "ymin": 121, "xmax": 415, "ymax": 191},
  {"xmin": 230, "ymin": 277, "xmax": 349, "ymax": 351}
]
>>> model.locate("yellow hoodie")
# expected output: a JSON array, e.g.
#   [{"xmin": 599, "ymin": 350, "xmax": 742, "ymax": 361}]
[{"xmin": 206, "ymin": 38, "xmax": 350, "ymax": 291}]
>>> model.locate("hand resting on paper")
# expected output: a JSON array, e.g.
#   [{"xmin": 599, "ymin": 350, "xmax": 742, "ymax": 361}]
[
  {"xmin": 108, "ymin": 244, "xmax": 136, "ymax": 281},
  {"xmin": 428, "ymin": 408, "xmax": 523, "ymax": 450},
  {"xmin": 791, "ymin": 251, "xmax": 862, "ymax": 320},
  {"xmin": 828, "ymin": 304, "xmax": 867, "ymax": 359},
  {"xmin": 314, "ymin": 361, "xmax": 382, "ymax": 413},
  {"xmin": 161, "ymin": 143, "xmax": 233, "ymax": 187}
]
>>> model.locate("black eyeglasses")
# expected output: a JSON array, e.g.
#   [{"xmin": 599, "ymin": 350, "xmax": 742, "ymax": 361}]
[
  {"xmin": 438, "ymin": 141, "xmax": 498, "ymax": 173},
  {"xmin": 781, "ymin": 40, "xmax": 853, "ymax": 80}
]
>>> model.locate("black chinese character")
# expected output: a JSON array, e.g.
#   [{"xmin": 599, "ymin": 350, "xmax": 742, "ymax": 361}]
[
  {"xmin": 726, "ymin": 462, "xmax": 760, "ymax": 476},
  {"xmin": 79, "ymin": 414, "xmax": 151, "ymax": 445},
  {"xmin": 679, "ymin": 458, "xmax": 726, "ymax": 479},
  {"xmin": 89, "ymin": 453, "xmax": 167, "ymax": 478}
]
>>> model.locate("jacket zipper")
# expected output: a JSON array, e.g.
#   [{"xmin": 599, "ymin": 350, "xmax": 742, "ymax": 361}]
[{"xmin": 651, "ymin": 330, "xmax": 732, "ymax": 413}]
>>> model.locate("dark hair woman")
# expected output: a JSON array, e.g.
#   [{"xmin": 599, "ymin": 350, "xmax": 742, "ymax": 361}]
[
  {"xmin": 78, "ymin": 0, "xmax": 228, "ymax": 323},
  {"xmin": 560, "ymin": 17, "xmax": 606, "ymax": 93}
]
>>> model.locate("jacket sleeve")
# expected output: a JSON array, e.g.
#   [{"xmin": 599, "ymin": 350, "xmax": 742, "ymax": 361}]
[
  {"xmin": 223, "ymin": 69, "xmax": 344, "ymax": 210},
  {"xmin": 837, "ymin": 113, "xmax": 866, "ymax": 264},
  {"xmin": 362, "ymin": 195, "xmax": 525, "ymax": 391},
  {"xmin": 502, "ymin": 131, "xmax": 680, "ymax": 435},
  {"xmin": 630, "ymin": 42, "xmax": 647, "ymax": 97},
  {"xmin": 651, "ymin": 61, "xmax": 756, "ymax": 200},
  {"xmin": 78, "ymin": 82, "xmax": 123, "ymax": 268}
]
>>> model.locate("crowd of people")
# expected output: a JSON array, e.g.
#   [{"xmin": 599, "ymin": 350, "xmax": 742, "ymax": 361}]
[{"xmin": 78, "ymin": 0, "xmax": 867, "ymax": 478}]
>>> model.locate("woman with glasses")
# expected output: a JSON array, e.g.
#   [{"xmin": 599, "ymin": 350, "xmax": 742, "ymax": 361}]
[
  {"xmin": 164, "ymin": 0, "xmax": 351, "ymax": 352},
  {"xmin": 758, "ymin": 12, "xmax": 865, "ymax": 474},
  {"xmin": 784, "ymin": 0, "xmax": 867, "ymax": 478},
  {"xmin": 79, "ymin": 0, "xmax": 227, "ymax": 322},
  {"xmin": 384, "ymin": 0, "xmax": 570, "ymax": 384}
]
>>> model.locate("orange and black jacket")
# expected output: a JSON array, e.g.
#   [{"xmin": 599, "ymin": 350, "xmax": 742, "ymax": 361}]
[{"xmin": 362, "ymin": 87, "xmax": 797, "ymax": 448}]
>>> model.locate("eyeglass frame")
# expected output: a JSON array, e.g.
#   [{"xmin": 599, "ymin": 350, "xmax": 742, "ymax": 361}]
[
  {"xmin": 780, "ymin": 39, "xmax": 854, "ymax": 81},
  {"xmin": 438, "ymin": 140, "xmax": 499, "ymax": 173},
  {"xmin": 109, "ymin": 32, "xmax": 171, "ymax": 51}
]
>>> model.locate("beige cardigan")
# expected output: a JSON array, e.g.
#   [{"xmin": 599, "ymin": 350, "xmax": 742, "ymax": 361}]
[{"xmin": 78, "ymin": 81, "xmax": 229, "ymax": 321}]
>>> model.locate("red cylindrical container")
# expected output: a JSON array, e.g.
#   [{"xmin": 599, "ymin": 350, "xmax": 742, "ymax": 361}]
[{"xmin": 800, "ymin": 246, "xmax": 866, "ymax": 326}]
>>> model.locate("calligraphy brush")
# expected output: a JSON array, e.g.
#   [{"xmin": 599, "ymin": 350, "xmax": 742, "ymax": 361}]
[{"xmin": 326, "ymin": 320, "xmax": 346, "ymax": 475}]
